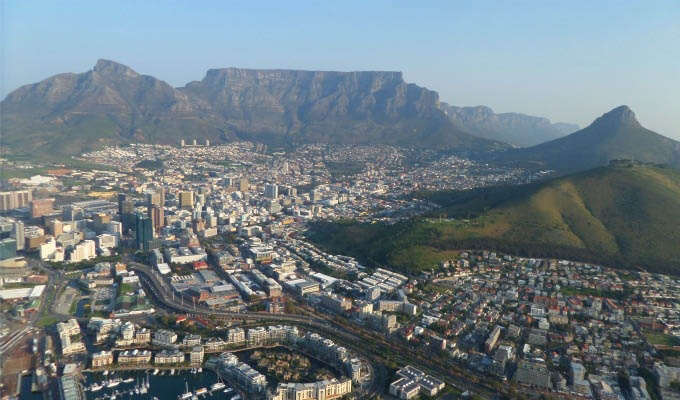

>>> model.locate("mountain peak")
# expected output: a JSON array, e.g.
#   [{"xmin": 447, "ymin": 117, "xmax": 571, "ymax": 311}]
[
  {"xmin": 93, "ymin": 59, "xmax": 140, "ymax": 78},
  {"xmin": 592, "ymin": 105, "xmax": 640, "ymax": 128}
]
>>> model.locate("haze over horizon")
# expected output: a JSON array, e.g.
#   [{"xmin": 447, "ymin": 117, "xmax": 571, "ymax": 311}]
[{"xmin": 2, "ymin": 0, "xmax": 678, "ymax": 139}]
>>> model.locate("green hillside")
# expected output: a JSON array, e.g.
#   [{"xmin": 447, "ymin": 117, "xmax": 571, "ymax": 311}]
[{"xmin": 308, "ymin": 161, "xmax": 680, "ymax": 274}]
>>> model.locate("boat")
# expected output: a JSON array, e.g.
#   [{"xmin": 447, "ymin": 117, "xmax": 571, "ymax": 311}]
[
  {"xmin": 197, "ymin": 368, "xmax": 202, "ymax": 373},
  {"xmin": 122, "ymin": 377, "xmax": 134, "ymax": 384},
  {"xmin": 210, "ymin": 376, "xmax": 226, "ymax": 391},
  {"xmin": 103, "ymin": 370, "xmax": 109, "ymax": 376},
  {"xmin": 195, "ymin": 387, "xmax": 207, "ymax": 395},
  {"xmin": 170, "ymin": 369, "xmax": 175, "ymax": 375},
  {"xmin": 106, "ymin": 379, "xmax": 121, "ymax": 388},
  {"xmin": 179, "ymin": 382, "xmax": 193, "ymax": 400},
  {"xmin": 90, "ymin": 382, "xmax": 104, "ymax": 392},
  {"xmin": 152, "ymin": 369, "xmax": 159, "ymax": 375},
  {"xmin": 223, "ymin": 388, "xmax": 233, "ymax": 393}
]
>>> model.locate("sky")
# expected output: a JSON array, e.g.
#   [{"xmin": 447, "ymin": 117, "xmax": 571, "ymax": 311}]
[{"xmin": 2, "ymin": 1, "xmax": 679, "ymax": 139}]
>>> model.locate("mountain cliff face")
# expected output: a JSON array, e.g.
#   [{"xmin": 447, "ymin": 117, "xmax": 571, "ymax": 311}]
[
  {"xmin": 503, "ymin": 106, "xmax": 680, "ymax": 173},
  {"xmin": 1, "ymin": 60, "xmax": 498, "ymax": 155},
  {"xmin": 440, "ymin": 103, "xmax": 578, "ymax": 147},
  {"xmin": 180, "ymin": 68, "xmax": 491, "ymax": 147}
]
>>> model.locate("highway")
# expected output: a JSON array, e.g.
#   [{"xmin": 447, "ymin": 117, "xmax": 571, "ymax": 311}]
[{"xmin": 130, "ymin": 262, "xmax": 502, "ymax": 399}]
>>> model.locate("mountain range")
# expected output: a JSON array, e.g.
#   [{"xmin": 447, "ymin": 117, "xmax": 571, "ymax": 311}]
[
  {"xmin": 3, "ymin": 59, "xmax": 679, "ymax": 173},
  {"xmin": 440, "ymin": 103, "xmax": 578, "ymax": 147},
  {"xmin": 308, "ymin": 161, "xmax": 680, "ymax": 274},
  {"xmin": 0, "ymin": 59, "xmax": 499, "ymax": 155},
  {"xmin": 500, "ymin": 105, "xmax": 680, "ymax": 173}
]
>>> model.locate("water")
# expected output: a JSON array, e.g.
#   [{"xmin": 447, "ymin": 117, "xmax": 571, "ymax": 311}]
[
  {"xmin": 19, "ymin": 375, "xmax": 43, "ymax": 400},
  {"xmin": 83, "ymin": 370, "xmax": 234, "ymax": 400}
]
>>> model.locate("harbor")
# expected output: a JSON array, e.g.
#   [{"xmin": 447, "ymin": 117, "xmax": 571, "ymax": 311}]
[{"xmin": 81, "ymin": 369, "xmax": 238, "ymax": 400}]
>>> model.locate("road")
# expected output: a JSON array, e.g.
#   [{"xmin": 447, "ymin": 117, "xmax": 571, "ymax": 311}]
[{"xmin": 130, "ymin": 262, "xmax": 502, "ymax": 399}]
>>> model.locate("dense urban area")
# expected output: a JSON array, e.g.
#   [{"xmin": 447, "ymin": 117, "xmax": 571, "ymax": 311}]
[{"xmin": 1, "ymin": 142, "xmax": 679, "ymax": 400}]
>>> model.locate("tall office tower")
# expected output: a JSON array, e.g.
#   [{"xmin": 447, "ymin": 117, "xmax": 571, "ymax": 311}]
[
  {"xmin": 49, "ymin": 219, "xmax": 64, "ymax": 236},
  {"xmin": 0, "ymin": 238, "xmax": 17, "ymax": 261},
  {"xmin": 63, "ymin": 205, "xmax": 84, "ymax": 221},
  {"xmin": 30, "ymin": 198, "xmax": 55, "ymax": 219},
  {"xmin": 179, "ymin": 191, "xmax": 194, "ymax": 210},
  {"xmin": 9, "ymin": 221, "xmax": 24, "ymax": 251},
  {"xmin": 223, "ymin": 175, "xmax": 236, "ymax": 187},
  {"xmin": 118, "ymin": 193, "xmax": 135, "ymax": 232},
  {"xmin": 264, "ymin": 184, "xmax": 278, "ymax": 199},
  {"xmin": 118, "ymin": 193, "xmax": 127, "ymax": 215},
  {"xmin": 239, "ymin": 178, "xmax": 250, "ymax": 192},
  {"xmin": 147, "ymin": 191, "xmax": 164, "ymax": 233},
  {"xmin": 0, "ymin": 190, "xmax": 32, "ymax": 211},
  {"xmin": 135, "ymin": 213, "xmax": 153, "ymax": 251},
  {"xmin": 106, "ymin": 221, "xmax": 122, "ymax": 236},
  {"xmin": 93, "ymin": 213, "xmax": 111, "ymax": 232}
]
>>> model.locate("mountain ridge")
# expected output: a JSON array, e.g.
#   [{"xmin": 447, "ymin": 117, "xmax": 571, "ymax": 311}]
[
  {"xmin": 440, "ymin": 103, "xmax": 579, "ymax": 147},
  {"xmin": 1, "ymin": 59, "xmax": 500, "ymax": 154}
]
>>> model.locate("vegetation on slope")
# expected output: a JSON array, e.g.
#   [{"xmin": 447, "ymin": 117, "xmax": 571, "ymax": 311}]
[{"xmin": 308, "ymin": 161, "xmax": 680, "ymax": 275}]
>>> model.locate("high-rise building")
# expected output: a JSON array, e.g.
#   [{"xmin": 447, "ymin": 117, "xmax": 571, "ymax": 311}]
[
  {"xmin": 63, "ymin": 205, "xmax": 84, "ymax": 221},
  {"xmin": 179, "ymin": 191, "xmax": 194, "ymax": 210},
  {"xmin": 106, "ymin": 221, "xmax": 122, "ymax": 236},
  {"xmin": 135, "ymin": 213, "xmax": 153, "ymax": 251},
  {"xmin": 264, "ymin": 184, "xmax": 278, "ymax": 199},
  {"xmin": 0, "ymin": 190, "xmax": 32, "ymax": 211},
  {"xmin": 147, "ymin": 191, "xmax": 164, "ymax": 233},
  {"xmin": 9, "ymin": 221, "xmax": 24, "ymax": 251},
  {"xmin": 239, "ymin": 178, "xmax": 250, "ymax": 192},
  {"xmin": 31, "ymin": 198, "xmax": 55, "ymax": 219},
  {"xmin": 0, "ymin": 238, "xmax": 17, "ymax": 260},
  {"xmin": 118, "ymin": 193, "xmax": 135, "ymax": 232},
  {"xmin": 49, "ymin": 219, "xmax": 64, "ymax": 236},
  {"xmin": 93, "ymin": 213, "xmax": 111, "ymax": 232}
]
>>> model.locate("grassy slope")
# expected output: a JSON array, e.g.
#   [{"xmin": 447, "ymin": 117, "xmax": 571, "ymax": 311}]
[{"xmin": 308, "ymin": 163, "xmax": 680, "ymax": 274}]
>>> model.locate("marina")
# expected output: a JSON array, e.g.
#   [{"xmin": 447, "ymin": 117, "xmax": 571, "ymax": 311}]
[{"xmin": 82, "ymin": 369, "xmax": 235, "ymax": 400}]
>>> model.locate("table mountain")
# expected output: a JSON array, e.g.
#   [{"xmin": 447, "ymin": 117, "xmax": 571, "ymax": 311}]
[
  {"xmin": 440, "ymin": 103, "xmax": 578, "ymax": 147},
  {"xmin": 501, "ymin": 105, "xmax": 680, "ymax": 173},
  {"xmin": 1, "ymin": 59, "xmax": 500, "ymax": 155}
]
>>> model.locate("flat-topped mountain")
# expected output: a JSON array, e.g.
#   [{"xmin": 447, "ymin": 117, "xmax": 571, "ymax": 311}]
[
  {"xmin": 0, "ymin": 60, "xmax": 499, "ymax": 155},
  {"xmin": 440, "ymin": 103, "xmax": 578, "ymax": 147}
]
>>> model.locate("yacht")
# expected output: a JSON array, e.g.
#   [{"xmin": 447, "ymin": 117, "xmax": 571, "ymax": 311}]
[
  {"xmin": 210, "ymin": 376, "xmax": 226, "ymax": 391},
  {"xmin": 106, "ymin": 379, "xmax": 121, "ymax": 388},
  {"xmin": 152, "ymin": 369, "xmax": 159, "ymax": 375},
  {"xmin": 179, "ymin": 382, "xmax": 193, "ymax": 400}
]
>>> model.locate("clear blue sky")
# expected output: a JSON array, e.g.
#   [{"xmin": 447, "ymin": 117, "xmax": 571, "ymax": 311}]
[{"xmin": 2, "ymin": 1, "xmax": 679, "ymax": 138}]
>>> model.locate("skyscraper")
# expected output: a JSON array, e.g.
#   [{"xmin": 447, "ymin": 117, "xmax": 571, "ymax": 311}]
[
  {"xmin": 135, "ymin": 213, "xmax": 153, "ymax": 252},
  {"xmin": 10, "ymin": 221, "xmax": 24, "ymax": 251},
  {"xmin": 147, "ymin": 190, "xmax": 164, "ymax": 233},
  {"xmin": 179, "ymin": 191, "xmax": 194, "ymax": 210},
  {"xmin": 239, "ymin": 178, "xmax": 249, "ymax": 192},
  {"xmin": 264, "ymin": 184, "xmax": 278, "ymax": 199},
  {"xmin": 118, "ymin": 193, "xmax": 135, "ymax": 232}
]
